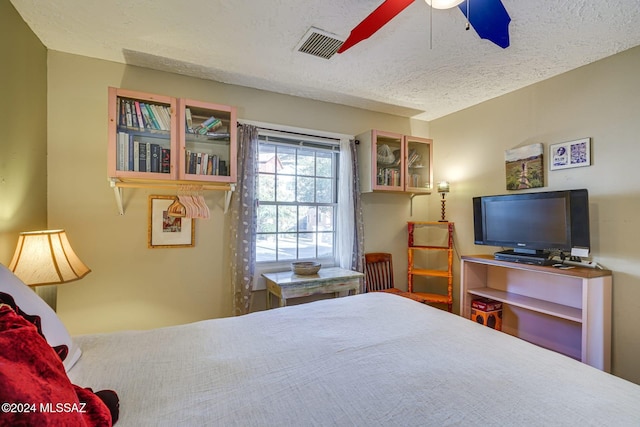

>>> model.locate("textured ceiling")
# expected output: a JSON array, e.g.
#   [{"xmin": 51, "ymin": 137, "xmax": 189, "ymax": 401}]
[{"xmin": 9, "ymin": 0, "xmax": 640, "ymax": 120}]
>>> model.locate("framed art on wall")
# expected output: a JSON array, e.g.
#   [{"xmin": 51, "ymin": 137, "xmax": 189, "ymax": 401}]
[
  {"xmin": 148, "ymin": 195, "xmax": 195, "ymax": 248},
  {"xmin": 550, "ymin": 138, "xmax": 591, "ymax": 170},
  {"xmin": 505, "ymin": 143, "xmax": 544, "ymax": 190}
]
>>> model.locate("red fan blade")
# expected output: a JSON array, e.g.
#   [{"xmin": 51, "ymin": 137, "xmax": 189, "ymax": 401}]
[{"xmin": 337, "ymin": 0, "xmax": 415, "ymax": 54}]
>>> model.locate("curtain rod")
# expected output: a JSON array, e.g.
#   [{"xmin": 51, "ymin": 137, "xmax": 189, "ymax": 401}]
[{"xmin": 237, "ymin": 121, "xmax": 342, "ymax": 142}]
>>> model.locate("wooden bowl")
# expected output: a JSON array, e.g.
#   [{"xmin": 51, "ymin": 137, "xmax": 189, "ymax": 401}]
[{"xmin": 291, "ymin": 261, "xmax": 321, "ymax": 275}]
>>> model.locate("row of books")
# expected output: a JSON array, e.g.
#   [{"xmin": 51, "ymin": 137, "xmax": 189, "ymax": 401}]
[
  {"xmin": 116, "ymin": 132, "xmax": 170, "ymax": 173},
  {"xmin": 408, "ymin": 174, "xmax": 423, "ymax": 188},
  {"xmin": 376, "ymin": 168, "xmax": 401, "ymax": 187},
  {"xmin": 185, "ymin": 151, "xmax": 228, "ymax": 176},
  {"xmin": 118, "ymin": 97, "xmax": 172, "ymax": 132}
]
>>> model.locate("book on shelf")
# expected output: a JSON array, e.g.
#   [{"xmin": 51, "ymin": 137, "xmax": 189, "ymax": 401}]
[
  {"xmin": 196, "ymin": 153, "xmax": 203, "ymax": 174},
  {"xmin": 185, "ymin": 108, "xmax": 193, "ymax": 129},
  {"xmin": 128, "ymin": 136, "xmax": 134, "ymax": 171},
  {"xmin": 146, "ymin": 143, "xmax": 152, "ymax": 172},
  {"xmin": 117, "ymin": 132, "xmax": 125, "ymax": 171},
  {"xmin": 119, "ymin": 99, "xmax": 126, "ymax": 127},
  {"xmin": 138, "ymin": 142, "xmax": 148, "ymax": 172},
  {"xmin": 201, "ymin": 153, "xmax": 209, "ymax": 175},
  {"xmin": 134, "ymin": 101, "xmax": 146, "ymax": 130},
  {"xmin": 131, "ymin": 102, "xmax": 139, "ymax": 128},
  {"xmin": 206, "ymin": 132, "xmax": 230, "ymax": 140},
  {"xmin": 161, "ymin": 149, "xmax": 171, "ymax": 173},
  {"xmin": 132, "ymin": 140, "xmax": 139, "ymax": 172},
  {"xmin": 124, "ymin": 100, "xmax": 133, "ymax": 127}
]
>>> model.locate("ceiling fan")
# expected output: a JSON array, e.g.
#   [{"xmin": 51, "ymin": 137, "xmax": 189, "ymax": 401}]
[{"xmin": 337, "ymin": 0, "xmax": 511, "ymax": 54}]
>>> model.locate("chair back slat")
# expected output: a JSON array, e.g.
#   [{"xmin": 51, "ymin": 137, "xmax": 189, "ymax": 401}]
[{"xmin": 364, "ymin": 253, "xmax": 394, "ymax": 292}]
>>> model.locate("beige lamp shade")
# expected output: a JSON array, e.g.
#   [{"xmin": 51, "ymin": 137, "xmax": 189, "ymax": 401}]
[
  {"xmin": 437, "ymin": 181, "xmax": 450, "ymax": 193},
  {"xmin": 9, "ymin": 230, "xmax": 91, "ymax": 286}
]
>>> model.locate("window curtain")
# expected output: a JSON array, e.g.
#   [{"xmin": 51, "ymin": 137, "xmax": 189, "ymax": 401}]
[
  {"xmin": 336, "ymin": 139, "xmax": 365, "ymax": 286},
  {"xmin": 230, "ymin": 124, "xmax": 258, "ymax": 315}
]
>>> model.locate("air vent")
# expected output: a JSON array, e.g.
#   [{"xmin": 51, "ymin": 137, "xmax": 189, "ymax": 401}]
[{"xmin": 295, "ymin": 27, "xmax": 345, "ymax": 59}]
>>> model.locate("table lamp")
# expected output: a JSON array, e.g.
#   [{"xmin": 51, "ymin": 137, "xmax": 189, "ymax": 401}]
[
  {"xmin": 437, "ymin": 181, "xmax": 450, "ymax": 222},
  {"xmin": 9, "ymin": 230, "xmax": 90, "ymax": 310}
]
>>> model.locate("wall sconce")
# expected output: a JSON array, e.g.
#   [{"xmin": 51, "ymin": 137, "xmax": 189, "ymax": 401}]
[
  {"xmin": 9, "ymin": 230, "xmax": 90, "ymax": 311},
  {"xmin": 437, "ymin": 181, "xmax": 450, "ymax": 222}
]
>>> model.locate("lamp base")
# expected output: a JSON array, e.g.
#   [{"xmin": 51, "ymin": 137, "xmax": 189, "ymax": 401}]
[
  {"xmin": 33, "ymin": 285, "xmax": 58, "ymax": 311},
  {"xmin": 440, "ymin": 198, "xmax": 447, "ymax": 222}
]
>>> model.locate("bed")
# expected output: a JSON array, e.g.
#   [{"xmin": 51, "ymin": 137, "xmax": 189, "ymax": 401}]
[{"xmin": 64, "ymin": 292, "xmax": 640, "ymax": 426}]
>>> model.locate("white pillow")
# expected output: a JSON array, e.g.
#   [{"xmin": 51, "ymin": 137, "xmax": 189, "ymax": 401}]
[{"xmin": 0, "ymin": 263, "xmax": 81, "ymax": 372}]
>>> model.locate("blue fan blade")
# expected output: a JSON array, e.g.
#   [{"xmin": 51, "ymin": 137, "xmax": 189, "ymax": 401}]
[{"xmin": 458, "ymin": 0, "xmax": 511, "ymax": 48}]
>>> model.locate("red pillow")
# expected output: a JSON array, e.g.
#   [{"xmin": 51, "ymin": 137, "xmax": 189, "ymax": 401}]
[
  {"xmin": 0, "ymin": 304, "xmax": 114, "ymax": 426},
  {"xmin": 0, "ymin": 263, "xmax": 81, "ymax": 371}
]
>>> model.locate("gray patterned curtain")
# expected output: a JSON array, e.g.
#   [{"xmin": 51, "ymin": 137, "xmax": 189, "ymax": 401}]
[
  {"xmin": 230, "ymin": 124, "xmax": 258, "ymax": 315},
  {"xmin": 350, "ymin": 140, "xmax": 365, "ymax": 275},
  {"xmin": 337, "ymin": 138, "xmax": 365, "ymax": 290}
]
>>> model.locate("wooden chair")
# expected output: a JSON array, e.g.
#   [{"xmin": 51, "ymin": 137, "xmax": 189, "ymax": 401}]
[{"xmin": 364, "ymin": 253, "xmax": 429, "ymax": 304}]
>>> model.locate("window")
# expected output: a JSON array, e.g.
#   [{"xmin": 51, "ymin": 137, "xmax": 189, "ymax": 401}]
[{"xmin": 256, "ymin": 132, "xmax": 339, "ymax": 263}]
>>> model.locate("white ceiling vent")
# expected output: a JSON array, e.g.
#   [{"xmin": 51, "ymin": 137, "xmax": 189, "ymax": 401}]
[{"xmin": 295, "ymin": 27, "xmax": 345, "ymax": 59}]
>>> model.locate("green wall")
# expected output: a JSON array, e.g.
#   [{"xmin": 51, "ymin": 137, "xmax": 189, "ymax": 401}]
[{"xmin": 0, "ymin": 0, "xmax": 48, "ymax": 264}]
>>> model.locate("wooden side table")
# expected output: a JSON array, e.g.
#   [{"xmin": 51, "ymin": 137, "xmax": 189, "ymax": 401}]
[{"xmin": 263, "ymin": 267, "xmax": 364, "ymax": 309}]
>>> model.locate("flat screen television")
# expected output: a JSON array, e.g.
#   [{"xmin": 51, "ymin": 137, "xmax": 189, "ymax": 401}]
[{"xmin": 473, "ymin": 189, "xmax": 590, "ymax": 264}]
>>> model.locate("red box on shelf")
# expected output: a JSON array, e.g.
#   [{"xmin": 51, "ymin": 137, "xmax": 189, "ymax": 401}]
[
  {"xmin": 471, "ymin": 298, "xmax": 502, "ymax": 331},
  {"xmin": 471, "ymin": 297, "xmax": 503, "ymax": 312}
]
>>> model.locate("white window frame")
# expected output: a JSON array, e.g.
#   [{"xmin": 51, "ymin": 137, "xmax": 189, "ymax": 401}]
[{"xmin": 243, "ymin": 120, "xmax": 353, "ymax": 291}]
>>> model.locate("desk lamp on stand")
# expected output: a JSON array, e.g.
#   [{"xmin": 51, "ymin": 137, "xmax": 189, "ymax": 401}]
[{"xmin": 9, "ymin": 230, "xmax": 90, "ymax": 311}]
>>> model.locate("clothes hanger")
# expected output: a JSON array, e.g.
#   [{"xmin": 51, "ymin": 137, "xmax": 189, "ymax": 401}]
[{"xmin": 167, "ymin": 197, "xmax": 186, "ymax": 218}]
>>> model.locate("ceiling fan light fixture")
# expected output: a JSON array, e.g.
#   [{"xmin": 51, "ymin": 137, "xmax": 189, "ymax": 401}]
[{"xmin": 425, "ymin": 0, "xmax": 465, "ymax": 9}]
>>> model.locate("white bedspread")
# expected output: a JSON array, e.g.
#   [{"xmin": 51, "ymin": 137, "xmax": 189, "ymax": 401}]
[{"xmin": 69, "ymin": 293, "xmax": 640, "ymax": 426}]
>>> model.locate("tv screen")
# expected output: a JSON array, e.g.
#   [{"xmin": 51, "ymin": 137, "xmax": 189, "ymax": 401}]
[{"xmin": 473, "ymin": 189, "xmax": 590, "ymax": 257}]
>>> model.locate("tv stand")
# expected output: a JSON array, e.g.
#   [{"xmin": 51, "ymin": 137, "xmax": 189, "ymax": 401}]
[
  {"xmin": 460, "ymin": 255, "xmax": 612, "ymax": 371},
  {"xmin": 494, "ymin": 249, "xmax": 553, "ymax": 266}
]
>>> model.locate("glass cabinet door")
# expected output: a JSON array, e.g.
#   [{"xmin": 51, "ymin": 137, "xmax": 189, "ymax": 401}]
[
  {"xmin": 108, "ymin": 87, "xmax": 177, "ymax": 180},
  {"xmin": 178, "ymin": 99, "xmax": 237, "ymax": 183},
  {"xmin": 372, "ymin": 130, "xmax": 404, "ymax": 191},
  {"xmin": 404, "ymin": 136, "xmax": 433, "ymax": 193}
]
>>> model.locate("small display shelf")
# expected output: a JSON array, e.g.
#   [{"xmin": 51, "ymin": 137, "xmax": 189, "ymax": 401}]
[{"xmin": 460, "ymin": 255, "xmax": 612, "ymax": 371}]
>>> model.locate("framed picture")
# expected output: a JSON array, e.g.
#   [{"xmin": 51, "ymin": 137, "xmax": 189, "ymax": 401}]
[
  {"xmin": 550, "ymin": 138, "xmax": 591, "ymax": 170},
  {"xmin": 505, "ymin": 143, "xmax": 544, "ymax": 190},
  {"xmin": 148, "ymin": 195, "xmax": 195, "ymax": 248}
]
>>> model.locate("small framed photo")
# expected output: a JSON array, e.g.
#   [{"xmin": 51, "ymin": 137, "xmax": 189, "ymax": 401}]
[
  {"xmin": 549, "ymin": 138, "xmax": 591, "ymax": 170},
  {"xmin": 148, "ymin": 195, "xmax": 195, "ymax": 248}
]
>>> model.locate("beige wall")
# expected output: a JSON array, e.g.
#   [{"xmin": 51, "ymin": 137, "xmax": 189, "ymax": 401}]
[
  {"xmin": 429, "ymin": 45, "xmax": 640, "ymax": 383},
  {"xmin": 46, "ymin": 52, "xmax": 430, "ymax": 334},
  {"xmin": 0, "ymin": 0, "xmax": 47, "ymax": 263}
]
